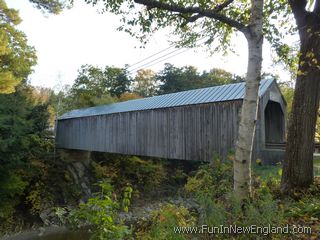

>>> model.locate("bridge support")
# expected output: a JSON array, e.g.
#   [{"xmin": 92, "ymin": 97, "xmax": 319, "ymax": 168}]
[
  {"xmin": 58, "ymin": 149, "xmax": 92, "ymax": 197},
  {"xmin": 59, "ymin": 149, "xmax": 91, "ymax": 164}
]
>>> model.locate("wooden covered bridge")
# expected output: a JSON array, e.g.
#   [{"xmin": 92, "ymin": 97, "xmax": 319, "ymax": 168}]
[{"xmin": 56, "ymin": 78, "xmax": 287, "ymax": 163}]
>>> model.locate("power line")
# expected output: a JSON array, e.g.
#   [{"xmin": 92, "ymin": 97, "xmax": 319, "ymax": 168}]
[
  {"xmin": 128, "ymin": 46, "xmax": 184, "ymax": 73},
  {"xmin": 127, "ymin": 31, "xmax": 207, "ymax": 73},
  {"xmin": 127, "ymin": 45, "xmax": 175, "ymax": 70},
  {"xmin": 128, "ymin": 37, "xmax": 208, "ymax": 74}
]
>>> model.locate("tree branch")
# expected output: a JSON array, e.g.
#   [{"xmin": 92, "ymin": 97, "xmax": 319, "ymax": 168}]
[
  {"xmin": 181, "ymin": 0, "xmax": 235, "ymax": 26},
  {"xmin": 134, "ymin": 0, "xmax": 246, "ymax": 32},
  {"xmin": 214, "ymin": 0, "xmax": 234, "ymax": 12},
  {"xmin": 181, "ymin": 14, "xmax": 204, "ymax": 26}
]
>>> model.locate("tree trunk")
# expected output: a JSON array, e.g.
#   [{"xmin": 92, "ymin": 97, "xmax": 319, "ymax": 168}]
[
  {"xmin": 281, "ymin": 22, "xmax": 320, "ymax": 192},
  {"xmin": 233, "ymin": 0, "xmax": 263, "ymax": 200}
]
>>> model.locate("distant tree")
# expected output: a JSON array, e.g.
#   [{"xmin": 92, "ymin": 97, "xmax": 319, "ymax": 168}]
[
  {"xmin": 200, "ymin": 68, "xmax": 244, "ymax": 86},
  {"xmin": 0, "ymin": 0, "xmax": 37, "ymax": 94},
  {"xmin": 66, "ymin": 65, "xmax": 115, "ymax": 109},
  {"xmin": 104, "ymin": 66, "xmax": 132, "ymax": 98},
  {"xmin": 133, "ymin": 69, "xmax": 157, "ymax": 97},
  {"xmin": 66, "ymin": 65, "xmax": 132, "ymax": 109},
  {"xmin": 157, "ymin": 64, "xmax": 201, "ymax": 94},
  {"xmin": 119, "ymin": 92, "xmax": 142, "ymax": 102},
  {"xmin": 157, "ymin": 63, "xmax": 243, "ymax": 94}
]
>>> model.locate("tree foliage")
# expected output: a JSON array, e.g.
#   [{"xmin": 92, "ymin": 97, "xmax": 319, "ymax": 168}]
[
  {"xmin": 0, "ymin": 0, "xmax": 37, "ymax": 94},
  {"xmin": 28, "ymin": 0, "xmax": 69, "ymax": 14},
  {"xmin": 157, "ymin": 63, "xmax": 243, "ymax": 94},
  {"xmin": 133, "ymin": 69, "xmax": 157, "ymax": 97},
  {"xmin": 0, "ymin": 85, "xmax": 52, "ymax": 222},
  {"xmin": 65, "ymin": 65, "xmax": 131, "ymax": 110}
]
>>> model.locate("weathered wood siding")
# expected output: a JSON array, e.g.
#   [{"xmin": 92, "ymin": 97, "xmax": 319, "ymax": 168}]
[{"xmin": 56, "ymin": 100, "xmax": 242, "ymax": 162}]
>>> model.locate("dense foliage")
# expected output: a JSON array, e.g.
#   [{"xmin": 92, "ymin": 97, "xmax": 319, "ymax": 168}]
[
  {"xmin": 0, "ymin": 0, "xmax": 37, "ymax": 93},
  {"xmin": 0, "ymin": 86, "xmax": 51, "ymax": 228},
  {"xmin": 69, "ymin": 180, "xmax": 131, "ymax": 240},
  {"xmin": 157, "ymin": 63, "xmax": 243, "ymax": 94}
]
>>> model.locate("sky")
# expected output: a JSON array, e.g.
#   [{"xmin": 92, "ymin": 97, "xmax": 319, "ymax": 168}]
[{"xmin": 6, "ymin": 1, "xmax": 292, "ymax": 90}]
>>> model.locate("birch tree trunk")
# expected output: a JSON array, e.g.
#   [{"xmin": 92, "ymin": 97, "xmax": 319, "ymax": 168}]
[{"xmin": 234, "ymin": 0, "xmax": 264, "ymax": 200}]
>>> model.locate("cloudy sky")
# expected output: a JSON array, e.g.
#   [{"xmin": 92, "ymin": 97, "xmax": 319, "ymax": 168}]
[{"xmin": 6, "ymin": 1, "xmax": 290, "ymax": 89}]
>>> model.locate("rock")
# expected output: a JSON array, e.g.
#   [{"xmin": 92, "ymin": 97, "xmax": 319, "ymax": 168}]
[
  {"xmin": 38, "ymin": 227, "xmax": 46, "ymax": 236},
  {"xmin": 39, "ymin": 207, "xmax": 62, "ymax": 226}
]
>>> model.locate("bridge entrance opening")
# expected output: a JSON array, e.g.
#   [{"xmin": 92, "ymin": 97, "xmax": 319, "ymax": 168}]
[{"xmin": 264, "ymin": 101, "xmax": 285, "ymax": 144}]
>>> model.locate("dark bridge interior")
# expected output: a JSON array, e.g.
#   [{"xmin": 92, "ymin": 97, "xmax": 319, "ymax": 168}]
[{"xmin": 264, "ymin": 101, "xmax": 285, "ymax": 144}]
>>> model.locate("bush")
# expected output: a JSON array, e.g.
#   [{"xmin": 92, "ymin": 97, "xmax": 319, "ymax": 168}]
[
  {"xmin": 91, "ymin": 153, "xmax": 167, "ymax": 192},
  {"xmin": 68, "ymin": 180, "xmax": 131, "ymax": 240},
  {"xmin": 135, "ymin": 204, "xmax": 196, "ymax": 240},
  {"xmin": 184, "ymin": 158, "xmax": 233, "ymax": 199}
]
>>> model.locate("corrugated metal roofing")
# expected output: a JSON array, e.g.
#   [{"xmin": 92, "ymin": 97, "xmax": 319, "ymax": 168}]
[{"xmin": 59, "ymin": 78, "xmax": 274, "ymax": 120}]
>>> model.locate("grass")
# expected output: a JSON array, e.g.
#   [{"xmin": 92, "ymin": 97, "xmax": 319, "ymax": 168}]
[
  {"xmin": 253, "ymin": 163, "xmax": 281, "ymax": 180},
  {"xmin": 252, "ymin": 155, "xmax": 320, "ymax": 179},
  {"xmin": 314, "ymin": 157, "xmax": 320, "ymax": 177}
]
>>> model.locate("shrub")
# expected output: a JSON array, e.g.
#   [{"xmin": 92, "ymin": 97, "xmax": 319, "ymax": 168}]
[
  {"xmin": 68, "ymin": 180, "xmax": 131, "ymax": 240},
  {"xmin": 184, "ymin": 158, "xmax": 233, "ymax": 199},
  {"xmin": 135, "ymin": 204, "xmax": 196, "ymax": 240},
  {"xmin": 91, "ymin": 153, "xmax": 167, "ymax": 192}
]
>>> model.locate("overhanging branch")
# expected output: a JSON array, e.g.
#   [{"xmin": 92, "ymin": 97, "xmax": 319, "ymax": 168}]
[{"xmin": 134, "ymin": 0, "xmax": 246, "ymax": 32}]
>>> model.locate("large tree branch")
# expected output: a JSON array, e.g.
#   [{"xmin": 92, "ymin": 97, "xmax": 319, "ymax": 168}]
[
  {"xmin": 182, "ymin": 0, "xmax": 235, "ymax": 25},
  {"xmin": 215, "ymin": 0, "xmax": 235, "ymax": 12},
  {"xmin": 134, "ymin": 0, "xmax": 246, "ymax": 32},
  {"xmin": 182, "ymin": 14, "xmax": 204, "ymax": 25},
  {"xmin": 289, "ymin": 0, "xmax": 308, "ymax": 28}
]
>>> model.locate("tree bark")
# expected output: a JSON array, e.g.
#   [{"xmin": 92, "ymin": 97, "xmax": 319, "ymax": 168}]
[
  {"xmin": 281, "ymin": 15, "xmax": 320, "ymax": 192},
  {"xmin": 234, "ymin": 0, "xmax": 264, "ymax": 199}
]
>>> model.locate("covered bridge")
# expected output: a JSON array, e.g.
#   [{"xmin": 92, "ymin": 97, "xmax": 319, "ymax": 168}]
[{"xmin": 56, "ymin": 78, "xmax": 286, "ymax": 163}]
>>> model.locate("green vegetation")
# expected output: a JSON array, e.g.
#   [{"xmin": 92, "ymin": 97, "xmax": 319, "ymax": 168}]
[
  {"xmin": 0, "ymin": 0, "xmax": 36, "ymax": 93},
  {"xmin": 68, "ymin": 180, "xmax": 131, "ymax": 240},
  {"xmin": 157, "ymin": 63, "xmax": 243, "ymax": 95},
  {"xmin": 135, "ymin": 204, "xmax": 196, "ymax": 240}
]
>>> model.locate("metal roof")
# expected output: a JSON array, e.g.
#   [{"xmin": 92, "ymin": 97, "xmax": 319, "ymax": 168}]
[{"xmin": 59, "ymin": 78, "xmax": 274, "ymax": 120}]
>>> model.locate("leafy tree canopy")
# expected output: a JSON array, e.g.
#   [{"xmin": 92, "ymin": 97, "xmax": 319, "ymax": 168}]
[
  {"xmin": 28, "ymin": 0, "xmax": 69, "ymax": 14},
  {"xmin": 133, "ymin": 69, "xmax": 157, "ymax": 97},
  {"xmin": 65, "ymin": 64, "xmax": 131, "ymax": 110},
  {"xmin": 157, "ymin": 63, "xmax": 243, "ymax": 94},
  {"xmin": 0, "ymin": 0, "xmax": 37, "ymax": 93},
  {"xmin": 82, "ymin": 0, "xmax": 294, "ymax": 66},
  {"xmin": 0, "ymin": 85, "xmax": 52, "ymax": 220}
]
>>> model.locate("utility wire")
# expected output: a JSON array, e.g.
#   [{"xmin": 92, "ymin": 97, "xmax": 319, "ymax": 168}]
[
  {"xmin": 129, "ymin": 48, "xmax": 193, "ymax": 74},
  {"xmin": 128, "ymin": 37, "xmax": 208, "ymax": 74},
  {"xmin": 127, "ymin": 45, "xmax": 175, "ymax": 70},
  {"xmin": 127, "ymin": 31, "xmax": 207, "ymax": 72},
  {"xmin": 128, "ymin": 46, "xmax": 185, "ymax": 73}
]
